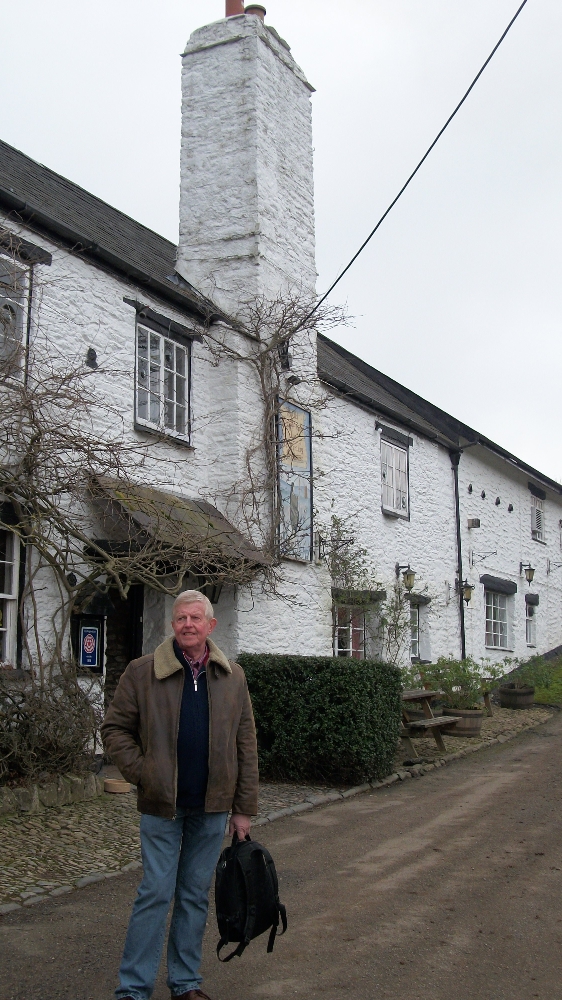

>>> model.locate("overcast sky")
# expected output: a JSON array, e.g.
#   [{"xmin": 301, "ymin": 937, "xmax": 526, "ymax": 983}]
[{"xmin": 1, "ymin": 1, "xmax": 560, "ymax": 481}]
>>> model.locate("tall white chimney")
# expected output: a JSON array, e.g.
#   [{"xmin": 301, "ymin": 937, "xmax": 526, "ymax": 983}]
[{"xmin": 176, "ymin": 6, "xmax": 317, "ymax": 317}]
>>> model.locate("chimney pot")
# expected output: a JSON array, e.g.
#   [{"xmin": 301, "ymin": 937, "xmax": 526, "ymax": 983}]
[
  {"xmin": 245, "ymin": 4, "xmax": 266, "ymax": 19},
  {"xmin": 225, "ymin": 0, "xmax": 244, "ymax": 16}
]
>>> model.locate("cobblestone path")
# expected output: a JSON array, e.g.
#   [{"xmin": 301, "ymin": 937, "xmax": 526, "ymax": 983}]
[
  {"xmin": 0, "ymin": 780, "xmax": 342, "ymax": 907},
  {"xmin": 0, "ymin": 704, "xmax": 553, "ymax": 908}
]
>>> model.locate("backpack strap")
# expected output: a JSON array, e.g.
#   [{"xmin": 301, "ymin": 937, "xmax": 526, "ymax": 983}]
[
  {"xmin": 217, "ymin": 937, "xmax": 247, "ymax": 962},
  {"xmin": 266, "ymin": 900, "xmax": 288, "ymax": 953}
]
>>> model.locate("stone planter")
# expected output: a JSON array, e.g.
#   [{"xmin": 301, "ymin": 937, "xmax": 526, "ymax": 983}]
[
  {"xmin": 442, "ymin": 708, "xmax": 484, "ymax": 737},
  {"xmin": 499, "ymin": 684, "xmax": 535, "ymax": 709}
]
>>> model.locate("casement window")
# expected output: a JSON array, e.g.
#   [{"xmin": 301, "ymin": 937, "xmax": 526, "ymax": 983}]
[
  {"xmin": 531, "ymin": 495, "xmax": 544, "ymax": 542},
  {"xmin": 485, "ymin": 590, "xmax": 509, "ymax": 649},
  {"xmin": 0, "ymin": 529, "xmax": 19, "ymax": 666},
  {"xmin": 0, "ymin": 255, "xmax": 27, "ymax": 370},
  {"xmin": 135, "ymin": 324, "xmax": 190, "ymax": 441},
  {"xmin": 410, "ymin": 604, "xmax": 419, "ymax": 659},
  {"xmin": 277, "ymin": 400, "xmax": 313, "ymax": 562},
  {"xmin": 525, "ymin": 603, "xmax": 537, "ymax": 647},
  {"xmin": 333, "ymin": 606, "xmax": 366, "ymax": 659},
  {"xmin": 381, "ymin": 439, "xmax": 408, "ymax": 516}
]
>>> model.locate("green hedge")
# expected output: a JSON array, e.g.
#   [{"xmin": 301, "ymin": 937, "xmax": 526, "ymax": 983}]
[{"xmin": 239, "ymin": 654, "xmax": 402, "ymax": 785}]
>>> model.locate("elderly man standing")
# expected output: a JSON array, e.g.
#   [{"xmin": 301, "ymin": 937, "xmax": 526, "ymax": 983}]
[{"xmin": 101, "ymin": 589, "xmax": 258, "ymax": 1000}]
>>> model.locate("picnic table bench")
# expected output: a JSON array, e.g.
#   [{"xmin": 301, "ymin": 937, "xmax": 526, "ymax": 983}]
[{"xmin": 401, "ymin": 688, "xmax": 461, "ymax": 758}]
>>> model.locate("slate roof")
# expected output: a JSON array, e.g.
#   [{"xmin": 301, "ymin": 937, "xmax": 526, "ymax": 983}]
[
  {"xmin": 0, "ymin": 139, "xmax": 217, "ymax": 321},
  {"xmin": 318, "ymin": 334, "xmax": 562, "ymax": 496}
]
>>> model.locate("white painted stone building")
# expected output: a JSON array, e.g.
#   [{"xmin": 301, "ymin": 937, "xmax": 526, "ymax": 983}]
[{"xmin": 1, "ymin": 2, "xmax": 561, "ymax": 686}]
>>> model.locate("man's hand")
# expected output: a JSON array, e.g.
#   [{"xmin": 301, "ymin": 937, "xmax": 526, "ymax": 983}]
[{"xmin": 229, "ymin": 813, "xmax": 251, "ymax": 840}]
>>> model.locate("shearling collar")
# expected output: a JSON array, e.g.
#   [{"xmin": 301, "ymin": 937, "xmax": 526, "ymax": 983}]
[{"xmin": 153, "ymin": 636, "xmax": 232, "ymax": 680}]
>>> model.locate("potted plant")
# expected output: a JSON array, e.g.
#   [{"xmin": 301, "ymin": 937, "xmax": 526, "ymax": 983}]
[
  {"xmin": 499, "ymin": 656, "xmax": 551, "ymax": 709},
  {"xmin": 421, "ymin": 657, "xmax": 486, "ymax": 737}
]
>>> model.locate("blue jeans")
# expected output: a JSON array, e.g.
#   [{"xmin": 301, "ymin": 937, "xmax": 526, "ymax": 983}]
[{"xmin": 116, "ymin": 808, "xmax": 228, "ymax": 1000}]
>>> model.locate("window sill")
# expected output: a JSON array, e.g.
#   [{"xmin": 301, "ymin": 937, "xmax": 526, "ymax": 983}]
[
  {"xmin": 485, "ymin": 645, "xmax": 513, "ymax": 652},
  {"xmin": 133, "ymin": 421, "xmax": 194, "ymax": 450},
  {"xmin": 381, "ymin": 506, "xmax": 409, "ymax": 521},
  {"xmin": 531, "ymin": 537, "xmax": 547, "ymax": 545}
]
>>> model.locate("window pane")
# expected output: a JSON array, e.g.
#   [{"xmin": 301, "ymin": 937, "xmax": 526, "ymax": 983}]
[
  {"xmin": 176, "ymin": 346, "xmax": 186, "ymax": 377},
  {"xmin": 0, "ymin": 599, "xmax": 7, "ymax": 660},
  {"xmin": 164, "ymin": 339, "xmax": 174, "ymax": 370},
  {"xmin": 165, "ymin": 368, "xmax": 175, "ymax": 402},
  {"xmin": 149, "ymin": 393, "xmax": 160, "ymax": 424},
  {"xmin": 137, "ymin": 328, "xmax": 148, "ymax": 358},
  {"xmin": 176, "ymin": 405, "xmax": 186, "ymax": 435},
  {"xmin": 164, "ymin": 399, "xmax": 174, "ymax": 429},
  {"xmin": 410, "ymin": 605, "xmax": 419, "ymax": 658},
  {"xmin": 137, "ymin": 387, "xmax": 148, "ymax": 420}
]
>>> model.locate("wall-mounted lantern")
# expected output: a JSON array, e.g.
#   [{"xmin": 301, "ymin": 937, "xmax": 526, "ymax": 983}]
[
  {"xmin": 520, "ymin": 562, "xmax": 535, "ymax": 586},
  {"xmin": 395, "ymin": 563, "xmax": 416, "ymax": 591},
  {"xmin": 462, "ymin": 580, "xmax": 475, "ymax": 604}
]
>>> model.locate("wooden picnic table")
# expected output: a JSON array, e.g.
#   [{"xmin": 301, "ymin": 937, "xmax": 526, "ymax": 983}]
[{"xmin": 401, "ymin": 688, "xmax": 461, "ymax": 758}]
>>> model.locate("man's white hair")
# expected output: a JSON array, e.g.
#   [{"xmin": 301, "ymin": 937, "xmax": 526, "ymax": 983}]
[{"xmin": 172, "ymin": 590, "xmax": 214, "ymax": 621}]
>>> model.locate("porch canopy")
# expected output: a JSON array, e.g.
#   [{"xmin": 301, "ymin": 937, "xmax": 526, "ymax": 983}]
[{"xmin": 90, "ymin": 476, "xmax": 268, "ymax": 591}]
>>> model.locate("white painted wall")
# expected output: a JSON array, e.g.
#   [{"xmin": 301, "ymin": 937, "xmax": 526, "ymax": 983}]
[{"xmin": 3, "ymin": 6, "xmax": 562, "ymax": 675}]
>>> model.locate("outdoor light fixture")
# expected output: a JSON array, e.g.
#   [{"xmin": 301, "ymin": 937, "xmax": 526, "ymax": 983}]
[
  {"xmin": 462, "ymin": 580, "xmax": 475, "ymax": 604},
  {"xmin": 395, "ymin": 563, "xmax": 416, "ymax": 591},
  {"xmin": 520, "ymin": 562, "xmax": 535, "ymax": 585}
]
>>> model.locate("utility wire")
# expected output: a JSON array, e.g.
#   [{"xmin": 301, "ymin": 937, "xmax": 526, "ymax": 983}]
[{"xmin": 305, "ymin": 0, "xmax": 530, "ymax": 324}]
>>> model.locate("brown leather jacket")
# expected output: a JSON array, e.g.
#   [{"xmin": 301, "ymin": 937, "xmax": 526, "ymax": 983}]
[{"xmin": 101, "ymin": 636, "xmax": 259, "ymax": 819}]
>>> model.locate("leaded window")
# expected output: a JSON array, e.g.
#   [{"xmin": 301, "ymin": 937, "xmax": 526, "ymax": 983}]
[
  {"xmin": 333, "ymin": 606, "xmax": 365, "ymax": 659},
  {"xmin": 0, "ymin": 530, "xmax": 19, "ymax": 665},
  {"xmin": 485, "ymin": 590, "xmax": 508, "ymax": 649},
  {"xmin": 0, "ymin": 256, "xmax": 26, "ymax": 370},
  {"xmin": 381, "ymin": 440, "xmax": 408, "ymax": 515},
  {"xmin": 135, "ymin": 325, "xmax": 189, "ymax": 440}
]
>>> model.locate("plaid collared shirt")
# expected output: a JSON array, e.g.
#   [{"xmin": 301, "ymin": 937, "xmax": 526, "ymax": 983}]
[{"xmin": 177, "ymin": 643, "xmax": 209, "ymax": 683}]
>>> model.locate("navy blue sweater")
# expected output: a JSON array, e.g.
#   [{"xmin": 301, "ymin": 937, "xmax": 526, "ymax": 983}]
[{"xmin": 173, "ymin": 641, "xmax": 209, "ymax": 809}]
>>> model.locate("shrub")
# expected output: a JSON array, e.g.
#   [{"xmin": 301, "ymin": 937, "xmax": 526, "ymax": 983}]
[
  {"xmin": 0, "ymin": 673, "xmax": 101, "ymax": 784},
  {"xmin": 421, "ymin": 657, "xmax": 488, "ymax": 710},
  {"xmin": 239, "ymin": 654, "xmax": 402, "ymax": 785}
]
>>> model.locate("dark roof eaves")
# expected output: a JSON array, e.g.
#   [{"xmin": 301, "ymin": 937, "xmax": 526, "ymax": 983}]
[
  {"xmin": 318, "ymin": 369, "xmax": 458, "ymax": 449},
  {"xmin": 0, "ymin": 187, "xmax": 223, "ymax": 324}
]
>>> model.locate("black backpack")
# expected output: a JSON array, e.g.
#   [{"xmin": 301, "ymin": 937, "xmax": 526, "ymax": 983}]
[{"xmin": 214, "ymin": 834, "xmax": 287, "ymax": 961}]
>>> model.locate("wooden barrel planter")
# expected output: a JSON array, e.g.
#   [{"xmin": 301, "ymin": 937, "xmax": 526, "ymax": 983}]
[
  {"xmin": 441, "ymin": 708, "xmax": 484, "ymax": 737},
  {"xmin": 499, "ymin": 684, "xmax": 535, "ymax": 709}
]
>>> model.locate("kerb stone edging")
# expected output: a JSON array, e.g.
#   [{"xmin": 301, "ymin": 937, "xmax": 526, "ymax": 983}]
[{"xmin": 0, "ymin": 715, "xmax": 552, "ymax": 916}]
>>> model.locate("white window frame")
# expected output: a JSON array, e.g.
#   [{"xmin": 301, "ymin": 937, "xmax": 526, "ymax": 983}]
[
  {"xmin": 333, "ymin": 606, "xmax": 366, "ymax": 660},
  {"xmin": 531, "ymin": 495, "xmax": 544, "ymax": 542},
  {"xmin": 485, "ymin": 590, "xmax": 510, "ymax": 650},
  {"xmin": 135, "ymin": 323, "xmax": 190, "ymax": 443},
  {"xmin": 381, "ymin": 439, "xmax": 409, "ymax": 517},
  {"xmin": 410, "ymin": 604, "xmax": 420, "ymax": 660},
  {"xmin": 0, "ymin": 253, "xmax": 28, "ymax": 373},
  {"xmin": 0, "ymin": 529, "xmax": 19, "ymax": 666},
  {"xmin": 525, "ymin": 603, "xmax": 537, "ymax": 647}
]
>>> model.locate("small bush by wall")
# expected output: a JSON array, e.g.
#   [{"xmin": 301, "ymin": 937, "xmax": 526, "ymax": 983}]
[
  {"xmin": 0, "ymin": 673, "xmax": 100, "ymax": 784},
  {"xmin": 239, "ymin": 654, "xmax": 402, "ymax": 785}
]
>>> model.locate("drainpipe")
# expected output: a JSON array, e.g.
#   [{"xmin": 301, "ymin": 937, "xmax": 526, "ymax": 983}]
[{"xmin": 450, "ymin": 450, "xmax": 466, "ymax": 659}]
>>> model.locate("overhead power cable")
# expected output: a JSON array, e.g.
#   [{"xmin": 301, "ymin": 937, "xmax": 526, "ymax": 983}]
[{"xmin": 304, "ymin": 0, "xmax": 530, "ymax": 324}]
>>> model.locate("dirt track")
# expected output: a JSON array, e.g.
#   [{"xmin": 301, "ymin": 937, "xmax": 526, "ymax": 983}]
[{"xmin": 1, "ymin": 713, "xmax": 561, "ymax": 1000}]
